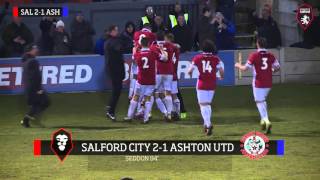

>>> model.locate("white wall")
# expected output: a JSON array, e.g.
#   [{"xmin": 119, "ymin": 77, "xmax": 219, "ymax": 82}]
[{"xmin": 234, "ymin": 47, "xmax": 320, "ymax": 85}]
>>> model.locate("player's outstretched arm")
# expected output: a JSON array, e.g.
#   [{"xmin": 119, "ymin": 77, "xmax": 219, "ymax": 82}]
[
  {"xmin": 272, "ymin": 60, "xmax": 281, "ymax": 72},
  {"xmin": 218, "ymin": 68, "xmax": 224, "ymax": 80},
  {"xmin": 235, "ymin": 63, "xmax": 249, "ymax": 71},
  {"xmin": 188, "ymin": 63, "xmax": 194, "ymax": 77}
]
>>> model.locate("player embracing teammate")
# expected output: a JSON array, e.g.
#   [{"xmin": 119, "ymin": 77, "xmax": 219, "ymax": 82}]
[
  {"xmin": 125, "ymin": 36, "xmax": 168, "ymax": 123},
  {"xmin": 128, "ymin": 23, "xmax": 181, "ymax": 122},
  {"xmin": 153, "ymin": 32, "xmax": 180, "ymax": 121},
  {"xmin": 235, "ymin": 37, "xmax": 280, "ymax": 134},
  {"xmin": 188, "ymin": 40, "xmax": 224, "ymax": 136}
]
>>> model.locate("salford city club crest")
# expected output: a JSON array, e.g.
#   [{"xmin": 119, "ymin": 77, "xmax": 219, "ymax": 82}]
[
  {"xmin": 50, "ymin": 128, "xmax": 74, "ymax": 162},
  {"xmin": 240, "ymin": 131, "xmax": 269, "ymax": 160},
  {"xmin": 296, "ymin": 3, "xmax": 314, "ymax": 31}
]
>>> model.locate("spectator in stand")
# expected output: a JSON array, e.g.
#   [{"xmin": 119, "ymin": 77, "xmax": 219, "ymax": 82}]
[
  {"xmin": 0, "ymin": 1, "xmax": 9, "ymax": 27},
  {"xmin": 120, "ymin": 21, "xmax": 136, "ymax": 54},
  {"xmin": 172, "ymin": 14, "xmax": 193, "ymax": 52},
  {"xmin": 2, "ymin": 16, "xmax": 34, "ymax": 57},
  {"xmin": 70, "ymin": 13, "xmax": 95, "ymax": 54},
  {"xmin": 168, "ymin": 2, "xmax": 190, "ymax": 30},
  {"xmin": 139, "ymin": 6, "xmax": 156, "ymax": 31},
  {"xmin": 0, "ymin": 1, "xmax": 10, "ymax": 58},
  {"xmin": 94, "ymin": 28, "xmax": 108, "ymax": 55},
  {"xmin": 51, "ymin": 20, "xmax": 71, "ymax": 55},
  {"xmin": 216, "ymin": 0, "xmax": 235, "ymax": 22},
  {"xmin": 213, "ymin": 12, "xmax": 236, "ymax": 50},
  {"xmin": 252, "ymin": 4, "xmax": 282, "ymax": 48},
  {"xmin": 198, "ymin": 7, "xmax": 216, "ymax": 50},
  {"xmin": 154, "ymin": 16, "xmax": 168, "ymax": 34},
  {"xmin": 39, "ymin": 17, "xmax": 56, "ymax": 55}
]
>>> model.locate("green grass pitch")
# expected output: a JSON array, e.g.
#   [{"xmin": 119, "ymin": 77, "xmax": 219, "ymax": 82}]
[{"xmin": 0, "ymin": 84, "xmax": 320, "ymax": 180}]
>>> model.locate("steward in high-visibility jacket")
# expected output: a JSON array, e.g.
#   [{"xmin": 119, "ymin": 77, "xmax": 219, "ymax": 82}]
[
  {"xmin": 168, "ymin": 3, "xmax": 189, "ymax": 29},
  {"xmin": 139, "ymin": 6, "xmax": 156, "ymax": 32},
  {"xmin": 169, "ymin": 12, "xmax": 189, "ymax": 29}
]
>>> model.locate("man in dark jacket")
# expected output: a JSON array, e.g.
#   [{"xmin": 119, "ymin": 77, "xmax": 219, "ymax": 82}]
[
  {"xmin": 120, "ymin": 21, "xmax": 135, "ymax": 54},
  {"xmin": 51, "ymin": 20, "xmax": 71, "ymax": 55},
  {"xmin": 0, "ymin": 1, "xmax": 9, "ymax": 58},
  {"xmin": 216, "ymin": 0, "xmax": 235, "ymax": 22},
  {"xmin": 154, "ymin": 15, "xmax": 168, "ymax": 34},
  {"xmin": 253, "ymin": 4, "xmax": 282, "ymax": 48},
  {"xmin": 172, "ymin": 14, "xmax": 193, "ymax": 52},
  {"xmin": 21, "ymin": 44, "xmax": 50, "ymax": 128},
  {"xmin": 70, "ymin": 13, "xmax": 95, "ymax": 54},
  {"xmin": 39, "ymin": 17, "xmax": 56, "ymax": 55},
  {"xmin": 213, "ymin": 12, "xmax": 236, "ymax": 50},
  {"xmin": 2, "ymin": 17, "xmax": 34, "ymax": 57},
  {"xmin": 198, "ymin": 7, "xmax": 216, "ymax": 50},
  {"xmin": 105, "ymin": 25, "xmax": 125, "ymax": 121}
]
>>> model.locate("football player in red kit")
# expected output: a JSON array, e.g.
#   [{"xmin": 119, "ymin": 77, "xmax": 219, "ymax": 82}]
[
  {"xmin": 165, "ymin": 33, "xmax": 181, "ymax": 119},
  {"xmin": 188, "ymin": 40, "xmax": 224, "ymax": 136},
  {"xmin": 133, "ymin": 23, "xmax": 156, "ymax": 48},
  {"xmin": 130, "ymin": 23, "xmax": 157, "ymax": 118},
  {"xmin": 151, "ymin": 32, "xmax": 178, "ymax": 121},
  {"xmin": 235, "ymin": 37, "xmax": 280, "ymax": 134},
  {"xmin": 125, "ymin": 37, "xmax": 168, "ymax": 123}
]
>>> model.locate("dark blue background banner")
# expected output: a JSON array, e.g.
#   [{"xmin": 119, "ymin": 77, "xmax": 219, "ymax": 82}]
[{"xmin": 0, "ymin": 51, "xmax": 234, "ymax": 95}]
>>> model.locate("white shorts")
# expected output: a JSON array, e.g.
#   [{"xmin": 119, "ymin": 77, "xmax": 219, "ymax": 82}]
[
  {"xmin": 253, "ymin": 87, "xmax": 271, "ymax": 102},
  {"xmin": 131, "ymin": 63, "xmax": 138, "ymax": 75},
  {"xmin": 171, "ymin": 81, "xmax": 178, "ymax": 94},
  {"xmin": 197, "ymin": 89, "xmax": 215, "ymax": 104},
  {"xmin": 155, "ymin": 74, "xmax": 173, "ymax": 92},
  {"xmin": 134, "ymin": 82, "xmax": 155, "ymax": 97}
]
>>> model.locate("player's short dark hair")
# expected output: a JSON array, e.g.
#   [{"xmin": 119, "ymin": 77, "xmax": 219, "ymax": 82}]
[
  {"xmin": 143, "ymin": 23, "xmax": 151, "ymax": 29},
  {"xmin": 140, "ymin": 37, "xmax": 149, "ymax": 47},
  {"xmin": 156, "ymin": 31, "xmax": 165, "ymax": 41},
  {"xmin": 164, "ymin": 33, "xmax": 174, "ymax": 42},
  {"xmin": 202, "ymin": 7, "xmax": 210, "ymax": 14},
  {"xmin": 202, "ymin": 39, "xmax": 216, "ymax": 53},
  {"xmin": 257, "ymin": 37, "xmax": 267, "ymax": 48}
]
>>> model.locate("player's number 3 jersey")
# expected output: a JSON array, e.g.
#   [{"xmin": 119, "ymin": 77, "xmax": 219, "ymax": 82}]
[
  {"xmin": 246, "ymin": 49, "xmax": 280, "ymax": 88},
  {"xmin": 192, "ymin": 53, "xmax": 223, "ymax": 90}
]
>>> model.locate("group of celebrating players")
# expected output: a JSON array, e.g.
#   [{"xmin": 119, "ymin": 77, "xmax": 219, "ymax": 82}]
[{"xmin": 120, "ymin": 23, "xmax": 280, "ymax": 136}]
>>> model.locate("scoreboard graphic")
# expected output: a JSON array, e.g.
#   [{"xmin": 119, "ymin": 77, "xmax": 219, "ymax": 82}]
[{"xmin": 12, "ymin": 6, "xmax": 68, "ymax": 17}]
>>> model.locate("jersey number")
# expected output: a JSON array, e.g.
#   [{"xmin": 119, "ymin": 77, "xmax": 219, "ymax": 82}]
[
  {"xmin": 142, "ymin": 57, "xmax": 149, "ymax": 69},
  {"xmin": 172, "ymin": 52, "xmax": 177, "ymax": 64},
  {"xmin": 201, "ymin": 60, "xmax": 212, "ymax": 73},
  {"xmin": 139, "ymin": 34, "xmax": 146, "ymax": 45},
  {"xmin": 261, "ymin": 57, "xmax": 268, "ymax": 70}
]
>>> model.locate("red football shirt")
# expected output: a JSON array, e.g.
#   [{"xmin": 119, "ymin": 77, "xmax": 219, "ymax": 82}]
[
  {"xmin": 151, "ymin": 41, "xmax": 177, "ymax": 75},
  {"xmin": 133, "ymin": 48, "xmax": 159, "ymax": 85},
  {"xmin": 246, "ymin": 49, "xmax": 280, "ymax": 88},
  {"xmin": 192, "ymin": 53, "xmax": 222, "ymax": 90},
  {"xmin": 172, "ymin": 44, "xmax": 180, "ymax": 81},
  {"xmin": 133, "ymin": 28, "xmax": 156, "ymax": 47}
]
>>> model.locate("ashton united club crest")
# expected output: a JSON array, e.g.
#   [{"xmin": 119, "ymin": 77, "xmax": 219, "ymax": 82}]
[
  {"xmin": 296, "ymin": 3, "xmax": 314, "ymax": 31},
  {"xmin": 240, "ymin": 131, "xmax": 269, "ymax": 160}
]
